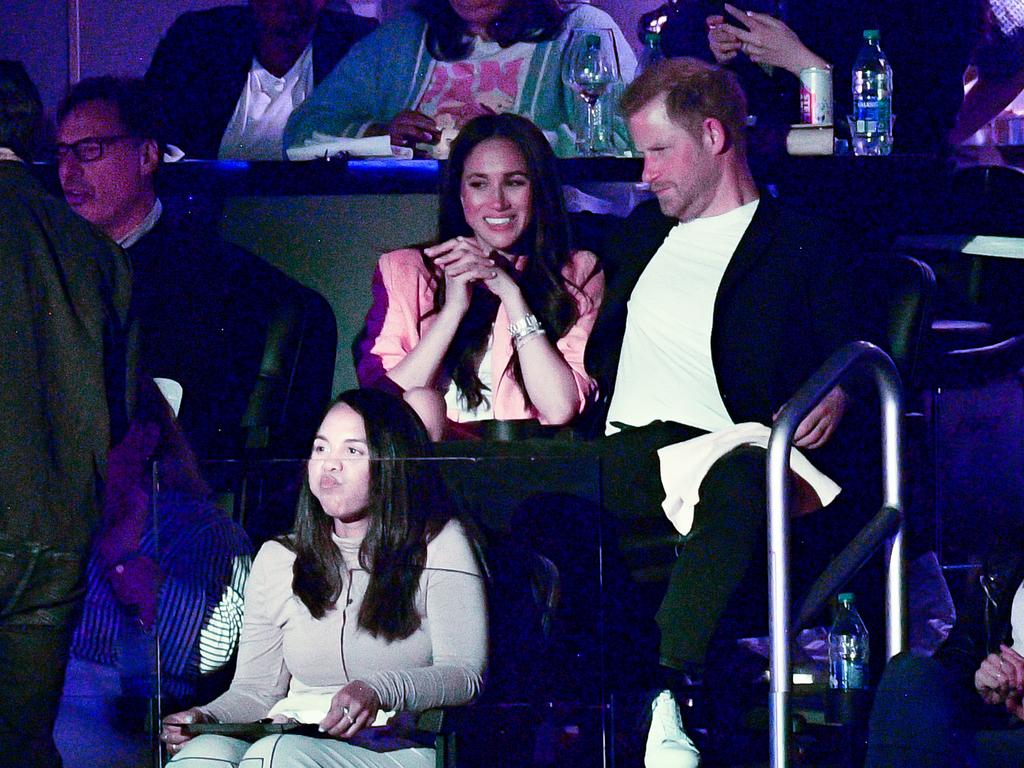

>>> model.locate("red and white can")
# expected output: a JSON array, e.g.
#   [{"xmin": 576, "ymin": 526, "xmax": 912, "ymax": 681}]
[{"xmin": 799, "ymin": 66, "xmax": 833, "ymax": 125}]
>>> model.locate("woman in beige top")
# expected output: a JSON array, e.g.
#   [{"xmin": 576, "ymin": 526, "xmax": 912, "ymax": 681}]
[{"xmin": 161, "ymin": 389, "xmax": 488, "ymax": 767}]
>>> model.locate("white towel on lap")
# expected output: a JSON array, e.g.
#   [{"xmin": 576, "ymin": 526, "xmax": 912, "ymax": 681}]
[
  {"xmin": 658, "ymin": 422, "xmax": 841, "ymax": 536},
  {"xmin": 267, "ymin": 692, "xmax": 394, "ymax": 726}
]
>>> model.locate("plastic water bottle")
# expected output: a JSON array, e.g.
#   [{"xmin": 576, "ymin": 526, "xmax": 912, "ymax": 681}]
[
  {"xmin": 826, "ymin": 592, "xmax": 870, "ymax": 727},
  {"xmin": 829, "ymin": 592, "xmax": 869, "ymax": 690},
  {"xmin": 851, "ymin": 30, "xmax": 893, "ymax": 156},
  {"xmin": 637, "ymin": 30, "xmax": 664, "ymax": 76}
]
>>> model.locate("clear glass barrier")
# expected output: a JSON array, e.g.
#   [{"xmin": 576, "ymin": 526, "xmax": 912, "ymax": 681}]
[
  {"xmin": 134, "ymin": 454, "xmax": 621, "ymax": 767},
  {"xmin": 53, "ymin": 452, "xmax": 171, "ymax": 768}
]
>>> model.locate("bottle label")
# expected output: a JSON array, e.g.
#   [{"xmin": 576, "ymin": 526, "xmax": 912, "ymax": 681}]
[
  {"xmin": 830, "ymin": 659, "xmax": 867, "ymax": 689},
  {"xmin": 854, "ymin": 98, "xmax": 891, "ymax": 135},
  {"xmin": 854, "ymin": 65, "xmax": 890, "ymax": 138}
]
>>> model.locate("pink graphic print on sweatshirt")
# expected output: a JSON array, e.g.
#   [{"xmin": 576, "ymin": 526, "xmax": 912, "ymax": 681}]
[{"xmin": 417, "ymin": 55, "xmax": 528, "ymax": 128}]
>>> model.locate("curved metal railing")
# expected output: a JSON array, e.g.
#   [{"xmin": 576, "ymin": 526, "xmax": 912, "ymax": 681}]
[{"xmin": 766, "ymin": 340, "xmax": 907, "ymax": 768}]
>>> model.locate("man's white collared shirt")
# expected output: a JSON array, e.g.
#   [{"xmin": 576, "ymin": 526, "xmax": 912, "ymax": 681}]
[{"xmin": 218, "ymin": 45, "xmax": 314, "ymax": 161}]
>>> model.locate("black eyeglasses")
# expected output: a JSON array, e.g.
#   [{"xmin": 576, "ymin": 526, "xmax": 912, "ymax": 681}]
[{"xmin": 55, "ymin": 135, "xmax": 136, "ymax": 163}]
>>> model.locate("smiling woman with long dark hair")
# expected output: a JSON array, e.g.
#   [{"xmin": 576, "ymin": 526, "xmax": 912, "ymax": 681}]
[
  {"xmin": 355, "ymin": 113, "xmax": 604, "ymax": 439},
  {"xmin": 284, "ymin": 0, "xmax": 636, "ymax": 157},
  {"xmin": 161, "ymin": 389, "xmax": 487, "ymax": 767}
]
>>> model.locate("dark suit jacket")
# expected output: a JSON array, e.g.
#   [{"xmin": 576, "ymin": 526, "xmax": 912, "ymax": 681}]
[
  {"xmin": 583, "ymin": 195, "xmax": 873, "ymax": 484},
  {"xmin": 0, "ymin": 160, "xmax": 132, "ymax": 552},
  {"xmin": 128, "ymin": 201, "xmax": 337, "ymax": 461},
  {"xmin": 145, "ymin": 5, "xmax": 377, "ymax": 158}
]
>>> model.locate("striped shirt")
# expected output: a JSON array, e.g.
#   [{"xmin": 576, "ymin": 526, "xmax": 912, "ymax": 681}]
[{"xmin": 70, "ymin": 492, "xmax": 252, "ymax": 702}]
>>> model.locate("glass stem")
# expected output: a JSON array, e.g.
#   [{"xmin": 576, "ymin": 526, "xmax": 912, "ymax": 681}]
[{"xmin": 586, "ymin": 101, "xmax": 600, "ymax": 155}]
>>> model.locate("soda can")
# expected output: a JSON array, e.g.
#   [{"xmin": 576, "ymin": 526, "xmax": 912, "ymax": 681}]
[{"xmin": 799, "ymin": 66, "xmax": 833, "ymax": 125}]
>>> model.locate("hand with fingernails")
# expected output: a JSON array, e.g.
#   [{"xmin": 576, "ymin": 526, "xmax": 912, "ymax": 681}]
[
  {"xmin": 706, "ymin": 3, "xmax": 829, "ymax": 76},
  {"xmin": 387, "ymin": 110, "xmax": 441, "ymax": 149},
  {"xmin": 161, "ymin": 706, "xmax": 213, "ymax": 755},
  {"xmin": 706, "ymin": 11, "xmax": 742, "ymax": 64},
  {"xmin": 423, "ymin": 236, "xmax": 519, "ymax": 317},
  {"xmin": 319, "ymin": 680, "xmax": 381, "ymax": 738},
  {"xmin": 975, "ymin": 645, "xmax": 1024, "ymax": 706}
]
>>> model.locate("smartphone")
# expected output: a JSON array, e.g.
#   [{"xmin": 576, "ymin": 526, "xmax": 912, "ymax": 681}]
[{"xmin": 181, "ymin": 721, "xmax": 323, "ymax": 740}]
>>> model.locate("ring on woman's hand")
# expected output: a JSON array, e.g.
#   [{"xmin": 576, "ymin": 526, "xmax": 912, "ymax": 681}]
[{"xmin": 340, "ymin": 706, "xmax": 352, "ymax": 722}]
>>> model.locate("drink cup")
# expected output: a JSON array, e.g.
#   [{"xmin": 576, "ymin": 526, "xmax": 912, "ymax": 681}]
[{"xmin": 799, "ymin": 67, "xmax": 833, "ymax": 126}]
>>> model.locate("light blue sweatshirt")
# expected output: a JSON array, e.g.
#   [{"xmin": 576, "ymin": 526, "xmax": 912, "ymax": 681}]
[{"xmin": 284, "ymin": 4, "xmax": 637, "ymax": 157}]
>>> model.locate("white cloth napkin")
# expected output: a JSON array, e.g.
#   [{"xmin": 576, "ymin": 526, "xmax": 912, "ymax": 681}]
[
  {"xmin": 152, "ymin": 377, "xmax": 182, "ymax": 417},
  {"xmin": 266, "ymin": 692, "xmax": 394, "ymax": 727},
  {"xmin": 162, "ymin": 144, "xmax": 186, "ymax": 163},
  {"xmin": 658, "ymin": 422, "xmax": 841, "ymax": 536},
  {"xmin": 286, "ymin": 132, "xmax": 414, "ymax": 161}
]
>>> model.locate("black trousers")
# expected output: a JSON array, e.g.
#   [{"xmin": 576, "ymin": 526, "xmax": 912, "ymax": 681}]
[
  {"xmin": 866, "ymin": 652, "xmax": 1024, "ymax": 768},
  {"xmin": 441, "ymin": 420, "xmax": 880, "ymax": 678},
  {"xmin": 594, "ymin": 422, "xmax": 881, "ymax": 670},
  {"xmin": 0, "ymin": 536, "xmax": 86, "ymax": 768}
]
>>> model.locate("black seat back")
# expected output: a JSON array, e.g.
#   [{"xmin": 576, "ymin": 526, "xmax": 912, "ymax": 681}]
[{"xmin": 855, "ymin": 252, "xmax": 936, "ymax": 394}]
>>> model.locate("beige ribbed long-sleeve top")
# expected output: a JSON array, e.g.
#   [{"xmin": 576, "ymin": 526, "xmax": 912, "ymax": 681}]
[{"xmin": 201, "ymin": 519, "xmax": 487, "ymax": 723}]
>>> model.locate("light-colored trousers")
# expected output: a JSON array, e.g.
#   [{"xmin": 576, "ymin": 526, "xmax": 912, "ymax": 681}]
[{"xmin": 171, "ymin": 733, "xmax": 434, "ymax": 768}]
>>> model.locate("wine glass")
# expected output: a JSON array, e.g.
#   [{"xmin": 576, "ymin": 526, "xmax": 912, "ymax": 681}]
[{"xmin": 562, "ymin": 28, "xmax": 622, "ymax": 156}]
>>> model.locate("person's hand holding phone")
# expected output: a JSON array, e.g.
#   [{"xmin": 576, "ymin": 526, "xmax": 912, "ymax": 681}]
[
  {"xmin": 708, "ymin": 4, "xmax": 830, "ymax": 76},
  {"xmin": 707, "ymin": 12, "xmax": 742, "ymax": 64}
]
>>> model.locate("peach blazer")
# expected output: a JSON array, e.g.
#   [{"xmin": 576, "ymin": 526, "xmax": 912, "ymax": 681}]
[{"xmin": 356, "ymin": 247, "xmax": 605, "ymax": 423}]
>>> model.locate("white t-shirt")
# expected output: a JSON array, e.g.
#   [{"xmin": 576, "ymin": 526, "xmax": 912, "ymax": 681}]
[
  {"xmin": 443, "ymin": 332, "xmax": 495, "ymax": 421},
  {"xmin": 219, "ymin": 45, "xmax": 314, "ymax": 161},
  {"xmin": 1011, "ymin": 576, "xmax": 1024, "ymax": 652},
  {"xmin": 606, "ymin": 199, "xmax": 760, "ymax": 434}
]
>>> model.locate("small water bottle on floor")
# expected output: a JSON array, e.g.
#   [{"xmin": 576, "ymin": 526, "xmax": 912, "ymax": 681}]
[{"xmin": 826, "ymin": 592, "xmax": 870, "ymax": 724}]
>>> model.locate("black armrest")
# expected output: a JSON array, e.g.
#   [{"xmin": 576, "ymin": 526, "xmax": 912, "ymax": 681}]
[{"xmin": 928, "ymin": 333, "xmax": 1024, "ymax": 388}]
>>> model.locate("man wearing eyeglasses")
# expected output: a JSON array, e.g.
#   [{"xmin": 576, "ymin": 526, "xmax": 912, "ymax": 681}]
[
  {"xmin": 56, "ymin": 76, "xmax": 337, "ymax": 464},
  {"xmin": 57, "ymin": 81, "xmax": 160, "ymax": 247}
]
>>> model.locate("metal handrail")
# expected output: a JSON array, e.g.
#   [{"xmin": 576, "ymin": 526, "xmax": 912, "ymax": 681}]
[{"xmin": 766, "ymin": 341, "xmax": 906, "ymax": 768}]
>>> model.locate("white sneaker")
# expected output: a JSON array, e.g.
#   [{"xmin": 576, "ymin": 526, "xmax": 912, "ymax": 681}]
[{"xmin": 645, "ymin": 689, "xmax": 700, "ymax": 768}]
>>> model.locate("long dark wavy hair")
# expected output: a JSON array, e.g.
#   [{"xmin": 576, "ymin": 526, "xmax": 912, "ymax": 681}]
[
  {"xmin": 430, "ymin": 112, "xmax": 586, "ymax": 410},
  {"xmin": 284, "ymin": 389, "xmax": 458, "ymax": 641},
  {"xmin": 415, "ymin": 0, "xmax": 567, "ymax": 61}
]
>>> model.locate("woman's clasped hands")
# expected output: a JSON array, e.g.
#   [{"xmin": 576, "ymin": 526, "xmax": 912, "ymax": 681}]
[{"xmin": 424, "ymin": 236, "xmax": 519, "ymax": 315}]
